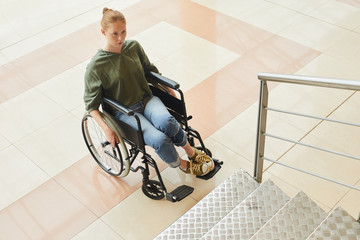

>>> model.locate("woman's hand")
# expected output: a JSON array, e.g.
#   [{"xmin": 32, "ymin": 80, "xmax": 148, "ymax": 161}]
[
  {"xmin": 103, "ymin": 126, "xmax": 119, "ymax": 148},
  {"xmin": 163, "ymin": 85, "xmax": 178, "ymax": 98},
  {"xmin": 90, "ymin": 110, "xmax": 119, "ymax": 148}
]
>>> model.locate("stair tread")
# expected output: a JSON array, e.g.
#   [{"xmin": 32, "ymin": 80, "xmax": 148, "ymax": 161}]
[
  {"xmin": 249, "ymin": 191, "xmax": 328, "ymax": 240},
  {"xmin": 201, "ymin": 179, "xmax": 291, "ymax": 240},
  {"xmin": 307, "ymin": 206, "xmax": 360, "ymax": 240},
  {"xmin": 154, "ymin": 169, "xmax": 259, "ymax": 240}
]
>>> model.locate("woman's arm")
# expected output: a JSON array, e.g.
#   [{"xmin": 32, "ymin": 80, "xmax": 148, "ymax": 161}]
[
  {"xmin": 162, "ymin": 85, "xmax": 177, "ymax": 98},
  {"xmin": 90, "ymin": 109, "xmax": 119, "ymax": 148}
]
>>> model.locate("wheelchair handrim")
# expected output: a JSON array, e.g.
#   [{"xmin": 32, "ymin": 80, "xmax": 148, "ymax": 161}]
[{"xmin": 81, "ymin": 113, "xmax": 130, "ymax": 177}]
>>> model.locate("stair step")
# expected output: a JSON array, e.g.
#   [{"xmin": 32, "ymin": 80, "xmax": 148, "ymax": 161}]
[
  {"xmin": 201, "ymin": 180, "xmax": 290, "ymax": 240},
  {"xmin": 306, "ymin": 206, "xmax": 360, "ymax": 240},
  {"xmin": 154, "ymin": 169, "xmax": 259, "ymax": 240},
  {"xmin": 249, "ymin": 191, "xmax": 327, "ymax": 240}
]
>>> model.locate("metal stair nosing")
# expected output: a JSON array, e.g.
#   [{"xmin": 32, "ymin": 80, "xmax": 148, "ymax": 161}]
[
  {"xmin": 306, "ymin": 206, "xmax": 360, "ymax": 240},
  {"xmin": 249, "ymin": 191, "xmax": 328, "ymax": 240},
  {"xmin": 154, "ymin": 169, "xmax": 259, "ymax": 240},
  {"xmin": 200, "ymin": 179, "xmax": 291, "ymax": 240}
]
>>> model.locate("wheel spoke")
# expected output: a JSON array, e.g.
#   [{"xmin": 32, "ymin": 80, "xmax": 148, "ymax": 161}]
[{"xmin": 82, "ymin": 114, "xmax": 125, "ymax": 176}]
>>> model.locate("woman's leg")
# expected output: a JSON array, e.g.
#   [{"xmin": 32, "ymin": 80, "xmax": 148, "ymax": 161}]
[
  {"xmin": 144, "ymin": 96, "xmax": 187, "ymax": 147},
  {"xmin": 114, "ymin": 110, "xmax": 180, "ymax": 167},
  {"xmin": 143, "ymin": 96, "xmax": 214, "ymax": 172}
]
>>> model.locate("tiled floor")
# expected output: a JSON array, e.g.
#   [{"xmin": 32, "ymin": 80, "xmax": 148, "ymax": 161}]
[{"xmin": 0, "ymin": 0, "xmax": 360, "ymax": 239}]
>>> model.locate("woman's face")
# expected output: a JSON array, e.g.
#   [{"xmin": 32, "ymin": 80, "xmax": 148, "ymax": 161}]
[{"xmin": 101, "ymin": 20, "xmax": 127, "ymax": 52}]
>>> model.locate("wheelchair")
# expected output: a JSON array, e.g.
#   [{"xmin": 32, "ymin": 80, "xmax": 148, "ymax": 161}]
[{"xmin": 81, "ymin": 72, "xmax": 222, "ymax": 202}]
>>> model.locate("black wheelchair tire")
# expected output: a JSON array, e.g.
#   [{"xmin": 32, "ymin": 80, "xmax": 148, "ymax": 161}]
[{"xmin": 141, "ymin": 180, "xmax": 165, "ymax": 200}]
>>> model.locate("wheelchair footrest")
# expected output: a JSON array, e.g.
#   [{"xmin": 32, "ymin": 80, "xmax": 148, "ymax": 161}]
[
  {"xmin": 196, "ymin": 158, "xmax": 223, "ymax": 180},
  {"xmin": 166, "ymin": 185, "xmax": 194, "ymax": 202}
]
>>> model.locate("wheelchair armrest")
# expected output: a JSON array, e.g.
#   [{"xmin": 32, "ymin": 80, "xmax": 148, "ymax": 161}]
[
  {"xmin": 103, "ymin": 97, "xmax": 134, "ymax": 116},
  {"xmin": 146, "ymin": 71, "xmax": 180, "ymax": 90}
]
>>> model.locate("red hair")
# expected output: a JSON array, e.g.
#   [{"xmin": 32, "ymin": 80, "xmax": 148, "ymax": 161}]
[{"xmin": 101, "ymin": 8, "xmax": 126, "ymax": 30}]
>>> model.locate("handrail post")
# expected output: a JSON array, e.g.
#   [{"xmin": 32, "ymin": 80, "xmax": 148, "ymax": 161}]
[{"xmin": 254, "ymin": 80, "xmax": 268, "ymax": 183}]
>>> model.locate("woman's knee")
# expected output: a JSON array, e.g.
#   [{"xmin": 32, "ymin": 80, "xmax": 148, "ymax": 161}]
[
  {"xmin": 146, "ymin": 131, "xmax": 179, "ymax": 165},
  {"xmin": 155, "ymin": 115, "xmax": 180, "ymax": 136},
  {"xmin": 146, "ymin": 130, "xmax": 170, "ymax": 150}
]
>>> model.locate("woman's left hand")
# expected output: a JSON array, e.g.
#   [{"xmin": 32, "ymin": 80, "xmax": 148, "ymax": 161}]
[{"xmin": 163, "ymin": 85, "xmax": 177, "ymax": 98}]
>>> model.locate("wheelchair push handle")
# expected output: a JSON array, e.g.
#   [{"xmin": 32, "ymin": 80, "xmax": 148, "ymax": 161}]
[
  {"xmin": 146, "ymin": 71, "xmax": 180, "ymax": 90},
  {"xmin": 103, "ymin": 97, "xmax": 134, "ymax": 116}
]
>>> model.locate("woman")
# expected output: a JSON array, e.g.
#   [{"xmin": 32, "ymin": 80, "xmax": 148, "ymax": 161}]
[{"xmin": 84, "ymin": 8, "xmax": 214, "ymax": 176}]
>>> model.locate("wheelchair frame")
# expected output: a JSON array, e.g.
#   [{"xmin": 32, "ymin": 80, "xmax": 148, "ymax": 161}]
[{"xmin": 81, "ymin": 72, "xmax": 222, "ymax": 202}]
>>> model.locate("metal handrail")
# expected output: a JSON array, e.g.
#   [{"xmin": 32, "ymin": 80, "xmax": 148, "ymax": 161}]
[
  {"xmin": 266, "ymin": 107, "xmax": 360, "ymax": 128},
  {"xmin": 254, "ymin": 72, "xmax": 360, "ymax": 193},
  {"xmin": 258, "ymin": 72, "xmax": 360, "ymax": 91}
]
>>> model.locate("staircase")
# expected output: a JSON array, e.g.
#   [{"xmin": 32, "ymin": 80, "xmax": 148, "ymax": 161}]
[{"xmin": 154, "ymin": 169, "xmax": 360, "ymax": 240}]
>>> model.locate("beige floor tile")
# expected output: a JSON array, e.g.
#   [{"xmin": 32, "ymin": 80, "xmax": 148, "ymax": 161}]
[
  {"xmin": 326, "ymin": 31, "xmax": 360, "ymax": 69},
  {"xmin": 336, "ymin": 180, "xmax": 360, "ymax": 219},
  {"xmin": 72, "ymin": 219, "xmax": 123, "ymax": 240},
  {"xmin": 36, "ymin": 61, "xmax": 87, "ymax": 111},
  {"xmin": 267, "ymin": 134, "xmax": 360, "ymax": 208},
  {"xmin": 1, "ymin": 0, "xmax": 360, "ymax": 238},
  {"xmin": 15, "ymin": 113, "xmax": 88, "ymax": 176},
  {"xmin": 266, "ymin": 0, "xmax": 327, "ymax": 13},
  {"xmin": 355, "ymin": 25, "xmax": 360, "ymax": 33},
  {"xmin": 162, "ymin": 37, "xmax": 239, "ymax": 80},
  {"xmin": 205, "ymin": 136, "xmax": 255, "ymax": 174},
  {"xmin": 153, "ymin": 59, "xmax": 201, "ymax": 93},
  {"xmin": 0, "ymin": 1, "xmax": 140, "ymax": 64},
  {"xmin": 0, "ymin": 134, "xmax": 10, "ymax": 151},
  {"xmin": 7, "ymin": 2, "xmax": 65, "ymax": 41},
  {"xmin": 337, "ymin": 0, "xmax": 360, "ymax": 8},
  {"xmin": 0, "ymin": 88, "xmax": 67, "ymax": 143},
  {"xmin": 162, "ymin": 136, "xmax": 254, "ymax": 202},
  {"xmin": 296, "ymin": 53, "xmax": 360, "ymax": 80},
  {"xmin": 55, "ymin": 155, "xmax": 144, "ymax": 217},
  {"xmin": 0, "ymin": 179, "xmax": 97, "ymax": 240},
  {"xmin": 279, "ymin": 16, "xmax": 348, "ymax": 52},
  {"xmin": 165, "ymin": 1, "xmax": 234, "ymax": 42},
  {"xmin": 264, "ymin": 170, "xmax": 333, "ymax": 213},
  {"xmin": 191, "ymin": 0, "xmax": 263, "ymax": 19},
  {"xmin": 0, "ymin": 146, "xmax": 49, "ymax": 210},
  {"xmin": 0, "ymin": 53, "xmax": 8, "ymax": 65},
  {"xmin": 0, "ymin": 64, "xmax": 32, "ymax": 103},
  {"xmin": 312, "ymin": 198, "xmax": 332, "ymax": 214},
  {"xmin": 262, "ymin": 171, "xmax": 300, "ymax": 198},
  {"xmin": 1, "ymin": 10, "xmax": 98, "ymax": 64},
  {"xmin": 201, "ymin": 18, "xmax": 274, "ymax": 56},
  {"xmin": 72, "ymin": 105, "xmax": 87, "ymax": 120},
  {"xmin": 308, "ymin": 0, "xmax": 360, "ymax": 30},
  {"xmin": 238, "ymin": 1, "xmax": 303, "ymax": 34},
  {"xmin": 349, "ymin": 91, "xmax": 360, "ymax": 104},
  {"xmin": 264, "ymin": 114, "xmax": 311, "ymax": 161},
  {"xmin": 0, "ymin": 25, "xmax": 21, "ymax": 51},
  {"xmin": 211, "ymin": 101, "xmax": 311, "ymax": 170},
  {"xmin": 308, "ymin": 95, "xmax": 360, "ymax": 156},
  {"xmin": 133, "ymin": 21, "xmax": 196, "ymax": 62},
  {"xmin": 267, "ymin": 80, "xmax": 354, "ymax": 133},
  {"xmin": 101, "ymin": 183, "xmax": 197, "ymax": 240},
  {"xmin": 211, "ymin": 104, "xmax": 258, "ymax": 162}
]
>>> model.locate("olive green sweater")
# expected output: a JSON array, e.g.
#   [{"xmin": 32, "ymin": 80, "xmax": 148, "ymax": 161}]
[{"xmin": 83, "ymin": 40, "xmax": 159, "ymax": 112}]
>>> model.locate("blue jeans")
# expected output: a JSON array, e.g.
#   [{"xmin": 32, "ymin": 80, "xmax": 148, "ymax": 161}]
[{"xmin": 114, "ymin": 96, "xmax": 187, "ymax": 167}]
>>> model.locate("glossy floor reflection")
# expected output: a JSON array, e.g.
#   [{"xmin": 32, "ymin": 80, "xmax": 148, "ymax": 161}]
[{"xmin": 0, "ymin": 0, "xmax": 360, "ymax": 239}]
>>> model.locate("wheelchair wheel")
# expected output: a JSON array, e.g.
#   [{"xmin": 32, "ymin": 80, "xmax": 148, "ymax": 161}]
[
  {"xmin": 142, "ymin": 180, "xmax": 165, "ymax": 200},
  {"xmin": 82, "ymin": 112, "xmax": 130, "ymax": 177}
]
